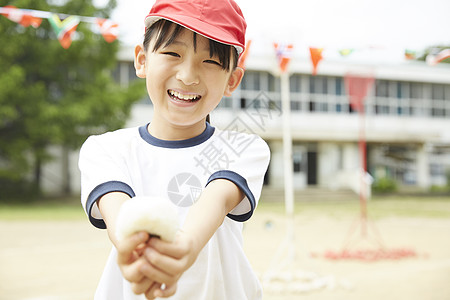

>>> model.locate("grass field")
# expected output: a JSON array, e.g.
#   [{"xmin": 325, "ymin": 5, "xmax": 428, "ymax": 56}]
[
  {"xmin": 259, "ymin": 195, "xmax": 450, "ymax": 219},
  {"xmin": 1, "ymin": 194, "xmax": 449, "ymax": 220},
  {"xmin": 1, "ymin": 193, "xmax": 450, "ymax": 300},
  {"xmin": 0, "ymin": 197, "xmax": 84, "ymax": 221}
]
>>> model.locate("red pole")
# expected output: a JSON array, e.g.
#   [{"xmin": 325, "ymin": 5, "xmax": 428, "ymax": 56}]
[
  {"xmin": 345, "ymin": 73, "xmax": 374, "ymax": 239},
  {"xmin": 359, "ymin": 106, "xmax": 367, "ymax": 237}
]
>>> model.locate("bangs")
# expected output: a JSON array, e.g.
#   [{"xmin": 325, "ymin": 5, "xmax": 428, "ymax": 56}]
[{"xmin": 144, "ymin": 20, "xmax": 238, "ymax": 71}]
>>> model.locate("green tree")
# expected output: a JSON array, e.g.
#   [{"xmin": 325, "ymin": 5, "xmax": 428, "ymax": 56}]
[{"xmin": 0, "ymin": 0, "xmax": 146, "ymax": 199}]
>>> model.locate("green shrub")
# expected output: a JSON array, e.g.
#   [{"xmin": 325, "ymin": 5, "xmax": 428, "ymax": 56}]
[
  {"xmin": 372, "ymin": 177, "xmax": 398, "ymax": 194},
  {"xmin": 429, "ymin": 185, "xmax": 450, "ymax": 194},
  {"xmin": 447, "ymin": 169, "xmax": 450, "ymax": 187}
]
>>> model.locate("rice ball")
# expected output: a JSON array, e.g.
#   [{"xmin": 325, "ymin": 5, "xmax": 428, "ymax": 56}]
[{"xmin": 115, "ymin": 196, "xmax": 180, "ymax": 242}]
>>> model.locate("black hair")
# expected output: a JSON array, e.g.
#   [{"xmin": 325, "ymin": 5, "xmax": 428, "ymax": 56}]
[{"xmin": 143, "ymin": 19, "xmax": 239, "ymax": 72}]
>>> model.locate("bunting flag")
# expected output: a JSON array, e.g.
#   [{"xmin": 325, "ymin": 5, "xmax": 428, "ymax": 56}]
[
  {"xmin": 404, "ymin": 49, "xmax": 416, "ymax": 60},
  {"xmin": 426, "ymin": 48, "xmax": 450, "ymax": 66},
  {"xmin": 96, "ymin": 18, "xmax": 119, "ymax": 43},
  {"xmin": 309, "ymin": 47, "xmax": 323, "ymax": 76},
  {"xmin": 274, "ymin": 43, "xmax": 294, "ymax": 73},
  {"xmin": 339, "ymin": 48, "xmax": 354, "ymax": 57},
  {"xmin": 0, "ymin": 6, "xmax": 119, "ymax": 48},
  {"xmin": 48, "ymin": 14, "xmax": 80, "ymax": 49},
  {"xmin": 0, "ymin": 6, "xmax": 447, "ymax": 59},
  {"xmin": 344, "ymin": 73, "xmax": 375, "ymax": 112},
  {"xmin": 237, "ymin": 40, "xmax": 251, "ymax": 69},
  {"xmin": 0, "ymin": 5, "xmax": 42, "ymax": 28}
]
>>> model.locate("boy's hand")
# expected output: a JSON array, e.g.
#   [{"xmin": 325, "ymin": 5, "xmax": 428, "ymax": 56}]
[
  {"xmin": 140, "ymin": 232, "xmax": 199, "ymax": 298},
  {"xmin": 116, "ymin": 231, "xmax": 160, "ymax": 296}
]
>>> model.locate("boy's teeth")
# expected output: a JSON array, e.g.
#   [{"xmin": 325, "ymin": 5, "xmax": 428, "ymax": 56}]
[{"xmin": 169, "ymin": 90, "xmax": 199, "ymax": 100}]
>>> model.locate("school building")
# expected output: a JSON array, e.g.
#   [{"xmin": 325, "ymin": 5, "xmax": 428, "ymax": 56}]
[{"xmin": 42, "ymin": 46, "xmax": 450, "ymax": 196}]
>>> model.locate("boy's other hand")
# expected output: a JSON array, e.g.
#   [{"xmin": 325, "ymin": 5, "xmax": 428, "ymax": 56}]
[
  {"xmin": 141, "ymin": 232, "xmax": 199, "ymax": 298},
  {"xmin": 116, "ymin": 231, "xmax": 159, "ymax": 296}
]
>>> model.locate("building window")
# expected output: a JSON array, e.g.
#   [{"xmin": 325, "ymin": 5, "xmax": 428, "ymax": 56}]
[
  {"xmin": 291, "ymin": 101, "xmax": 301, "ymax": 111},
  {"xmin": 268, "ymin": 73, "xmax": 278, "ymax": 92},
  {"xmin": 290, "ymin": 74, "xmax": 301, "ymax": 93},
  {"xmin": 432, "ymin": 84, "xmax": 445, "ymax": 100},
  {"xmin": 410, "ymin": 83, "xmax": 423, "ymax": 99},
  {"xmin": 240, "ymin": 98, "xmax": 246, "ymax": 109},
  {"xmin": 432, "ymin": 99, "xmax": 446, "ymax": 117},
  {"xmin": 237, "ymin": 70, "xmax": 449, "ymax": 119},
  {"xmin": 293, "ymin": 151, "xmax": 304, "ymax": 173},
  {"xmin": 309, "ymin": 76, "xmax": 328, "ymax": 94},
  {"xmin": 335, "ymin": 77, "xmax": 343, "ymax": 95},
  {"xmin": 241, "ymin": 71, "xmax": 260, "ymax": 91},
  {"xmin": 375, "ymin": 80, "xmax": 388, "ymax": 97},
  {"xmin": 397, "ymin": 81, "xmax": 403, "ymax": 99}
]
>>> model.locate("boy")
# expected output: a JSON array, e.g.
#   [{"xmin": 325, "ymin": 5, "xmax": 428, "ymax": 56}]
[{"xmin": 79, "ymin": 0, "xmax": 270, "ymax": 299}]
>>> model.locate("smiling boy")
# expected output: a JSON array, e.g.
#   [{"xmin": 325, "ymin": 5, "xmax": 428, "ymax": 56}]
[
  {"xmin": 79, "ymin": 1, "xmax": 270, "ymax": 299},
  {"xmin": 134, "ymin": 19, "xmax": 244, "ymax": 140}
]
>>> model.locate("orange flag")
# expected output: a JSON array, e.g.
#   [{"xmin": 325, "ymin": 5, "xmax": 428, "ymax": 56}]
[
  {"xmin": 274, "ymin": 43, "xmax": 294, "ymax": 73},
  {"xmin": 309, "ymin": 47, "xmax": 323, "ymax": 76},
  {"xmin": 404, "ymin": 49, "xmax": 416, "ymax": 60},
  {"xmin": 20, "ymin": 14, "xmax": 43, "ymax": 28},
  {"xmin": 97, "ymin": 18, "xmax": 119, "ymax": 43},
  {"xmin": 237, "ymin": 40, "xmax": 251, "ymax": 69},
  {"xmin": 0, "ymin": 5, "xmax": 42, "ymax": 28}
]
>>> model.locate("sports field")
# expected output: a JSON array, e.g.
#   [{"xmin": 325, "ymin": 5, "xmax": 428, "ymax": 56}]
[{"xmin": 1, "ymin": 194, "xmax": 449, "ymax": 300}]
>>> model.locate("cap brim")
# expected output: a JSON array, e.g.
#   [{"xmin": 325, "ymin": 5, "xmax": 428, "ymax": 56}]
[{"xmin": 145, "ymin": 15, "xmax": 244, "ymax": 55}]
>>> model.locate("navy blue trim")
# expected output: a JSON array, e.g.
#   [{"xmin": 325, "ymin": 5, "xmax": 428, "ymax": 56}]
[
  {"xmin": 207, "ymin": 170, "xmax": 255, "ymax": 222},
  {"xmin": 86, "ymin": 181, "xmax": 135, "ymax": 229},
  {"xmin": 138, "ymin": 122, "xmax": 215, "ymax": 148}
]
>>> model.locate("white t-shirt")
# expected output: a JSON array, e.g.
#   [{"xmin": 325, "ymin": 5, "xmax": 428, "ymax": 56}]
[{"xmin": 79, "ymin": 122, "xmax": 270, "ymax": 300}]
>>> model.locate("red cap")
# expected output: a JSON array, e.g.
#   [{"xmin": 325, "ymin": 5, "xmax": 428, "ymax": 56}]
[{"xmin": 144, "ymin": 0, "xmax": 246, "ymax": 56}]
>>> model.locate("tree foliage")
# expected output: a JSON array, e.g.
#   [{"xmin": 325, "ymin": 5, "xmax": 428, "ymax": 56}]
[{"xmin": 0, "ymin": 0, "xmax": 146, "ymax": 197}]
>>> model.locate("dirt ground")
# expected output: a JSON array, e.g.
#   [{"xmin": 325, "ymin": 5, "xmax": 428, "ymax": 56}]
[{"xmin": 1, "ymin": 211, "xmax": 450, "ymax": 300}]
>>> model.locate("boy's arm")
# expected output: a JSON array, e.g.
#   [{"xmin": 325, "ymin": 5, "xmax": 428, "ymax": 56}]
[
  {"xmin": 96, "ymin": 179, "xmax": 244, "ymax": 299},
  {"xmin": 98, "ymin": 192, "xmax": 160, "ymax": 297},
  {"xmin": 97, "ymin": 192, "xmax": 130, "ymax": 247},
  {"xmin": 182, "ymin": 178, "xmax": 244, "ymax": 254},
  {"xmin": 141, "ymin": 178, "xmax": 244, "ymax": 298}
]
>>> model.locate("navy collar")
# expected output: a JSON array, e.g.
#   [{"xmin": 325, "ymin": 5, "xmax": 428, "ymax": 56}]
[{"xmin": 138, "ymin": 122, "xmax": 215, "ymax": 148}]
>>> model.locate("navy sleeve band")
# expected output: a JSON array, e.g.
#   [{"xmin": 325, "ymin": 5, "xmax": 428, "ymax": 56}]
[
  {"xmin": 86, "ymin": 181, "xmax": 136, "ymax": 229},
  {"xmin": 206, "ymin": 170, "xmax": 255, "ymax": 222}
]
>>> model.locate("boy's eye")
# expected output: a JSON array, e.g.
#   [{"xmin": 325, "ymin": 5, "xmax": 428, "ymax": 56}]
[
  {"xmin": 162, "ymin": 52, "xmax": 180, "ymax": 57},
  {"xmin": 204, "ymin": 59, "xmax": 222, "ymax": 67}
]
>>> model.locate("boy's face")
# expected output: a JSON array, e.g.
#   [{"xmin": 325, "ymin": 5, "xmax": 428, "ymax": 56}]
[{"xmin": 134, "ymin": 27, "xmax": 243, "ymax": 129}]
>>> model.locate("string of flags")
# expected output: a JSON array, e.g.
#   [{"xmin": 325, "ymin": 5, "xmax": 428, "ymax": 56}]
[
  {"xmin": 273, "ymin": 43, "xmax": 449, "ymax": 75},
  {"xmin": 2, "ymin": 6, "xmax": 448, "ymax": 70},
  {"xmin": 0, "ymin": 5, "xmax": 118, "ymax": 49}
]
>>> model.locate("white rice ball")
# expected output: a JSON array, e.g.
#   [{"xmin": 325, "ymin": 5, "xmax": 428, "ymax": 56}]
[{"xmin": 115, "ymin": 196, "xmax": 180, "ymax": 242}]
